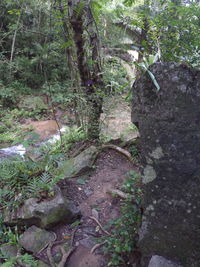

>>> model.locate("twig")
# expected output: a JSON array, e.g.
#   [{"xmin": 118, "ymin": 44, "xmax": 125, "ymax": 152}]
[
  {"xmin": 89, "ymin": 216, "xmax": 110, "ymax": 236},
  {"xmin": 90, "ymin": 240, "xmax": 107, "ymax": 254},
  {"xmin": 101, "ymin": 144, "xmax": 133, "ymax": 162}
]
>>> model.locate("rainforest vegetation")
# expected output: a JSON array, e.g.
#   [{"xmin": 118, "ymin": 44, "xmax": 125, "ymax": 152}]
[{"xmin": 0, "ymin": 0, "xmax": 199, "ymax": 266}]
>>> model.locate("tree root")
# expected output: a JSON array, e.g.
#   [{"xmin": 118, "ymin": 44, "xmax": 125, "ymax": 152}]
[
  {"xmin": 89, "ymin": 216, "xmax": 110, "ymax": 236},
  {"xmin": 46, "ymin": 227, "xmax": 78, "ymax": 267},
  {"xmin": 101, "ymin": 144, "xmax": 133, "ymax": 162},
  {"xmin": 90, "ymin": 240, "xmax": 107, "ymax": 254},
  {"xmin": 57, "ymin": 247, "xmax": 76, "ymax": 267},
  {"xmin": 107, "ymin": 188, "xmax": 130, "ymax": 199}
]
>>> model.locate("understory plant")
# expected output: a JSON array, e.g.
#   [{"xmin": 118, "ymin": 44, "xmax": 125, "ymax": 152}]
[{"xmin": 103, "ymin": 170, "xmax": 142, "ymax": 266}]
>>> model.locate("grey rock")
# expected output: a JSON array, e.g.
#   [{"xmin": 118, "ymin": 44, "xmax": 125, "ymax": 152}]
[
  {"xmin": 91, "ymin": 209, "xmax": 99, "ymax": 220},
  {"xmin": 148, "ymin": 256, "xmax": 183, "ymax": 267},
  {"xmin": 132, "ymin": 62, "xmax": 200, "ymax": 266},
  {"xmin": 60, "ymin": 146, "xmax": 98, "ymax": 177},
  {"xmin": 4, "ymin": 186, "xmax": 78, "ymax": 229},
  {"xmin": 19, "ymin": 226, "xmax": 55, "ymax": 254},
  {"xmin": 79, "ymin": 237, "xmax": 95, "ymax": 249},
  {"xmin": 84, "ymin": 188, "xmax": 93, "ymax": 197}
]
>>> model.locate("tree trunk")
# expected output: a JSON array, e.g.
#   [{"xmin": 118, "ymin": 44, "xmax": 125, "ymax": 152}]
[{"xmin": 68, "ymin": 0, "xmax": 103, "ymax": 139}]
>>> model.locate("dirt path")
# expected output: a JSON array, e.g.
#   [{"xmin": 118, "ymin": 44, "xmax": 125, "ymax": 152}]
[
  {"xmin": 39, "ymin": 149, "xmax": 138, "ymax": 267},
  {"xmin": 100, "ymin": 96, "xmax": 138, "ymax": 142}
]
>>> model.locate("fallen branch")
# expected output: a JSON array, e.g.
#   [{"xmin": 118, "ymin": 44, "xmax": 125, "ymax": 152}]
[
  {"xmin": 101, "ymin": 144, "xmax": 133, "ymax": 162},
  {"xmin": 90, "ymin": 240, "xmax": 107, "ymax": 254},
  {"xmin": 89, "ymin": 216, "xmax": 110, "ymax": 236}
]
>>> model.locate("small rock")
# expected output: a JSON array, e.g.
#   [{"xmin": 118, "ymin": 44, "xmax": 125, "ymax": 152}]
[
  {"xmin": 53, "ymin": 252, "xmax": 63, "ymax": 263},
  {"xmin": 19, "ymin": 226, "xmax": 55, "ymax": 254},
  {"xmin": 96, "ymin": 198, "xmax": 104, "ymax": 204},
  {"xmin": 79, "ymin": 237, "xmax": 95, "ymax": 249},
  {"xmin": 92, "ymin": 209, "xmax": 99, "ymax": 220},
  {"xmin": 84, "ymin": 188, "xmax": 93, "ymax": 197},
  {"xmin": 148, "ymin": 255, "xmax": 183, "ymax": 267}
]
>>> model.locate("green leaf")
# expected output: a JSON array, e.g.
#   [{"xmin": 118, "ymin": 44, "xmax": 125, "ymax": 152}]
[
  {"xmin": 147, "ymin": 70, "xmax": 160, "ymax": 91},
  {"xmin": 61, "ymin": 40, "xmax": 73, "ymax": 49},
  {"xmin": 70, "ymin": 220, "xmax": 80, "ymax": 228},
  {"xmin": 77, "ymin": 178, "xmax": 87, "ymax": 185}
]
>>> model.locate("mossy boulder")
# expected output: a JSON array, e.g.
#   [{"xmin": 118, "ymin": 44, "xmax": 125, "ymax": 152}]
[
  {"xmin": 3, "ymin": 186, "xmax": 80, "ymax": 229},
  {"xmin": 60, "ymin": 146, "xmax": 98, "ymax": 178},
  {"xmin": 19, "ymin": 226, "xmax": 55, "ymax": 254}
]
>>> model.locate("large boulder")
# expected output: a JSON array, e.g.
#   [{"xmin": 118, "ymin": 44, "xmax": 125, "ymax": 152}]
[
  {"xmin": 132, "ymin": 62, "xmax": 200, "ymax": 266},
  {"xmin": 4, "ymin": 186, "xmax": 80, "ymax": 229}
]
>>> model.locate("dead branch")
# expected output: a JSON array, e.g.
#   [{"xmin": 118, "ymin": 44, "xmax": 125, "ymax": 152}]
[{"xmin": 89, "ymin": 216, "xmax": 110, "ymax": 236}]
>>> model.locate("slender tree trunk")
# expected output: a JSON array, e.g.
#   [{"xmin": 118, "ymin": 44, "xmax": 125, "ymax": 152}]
[
  {"xmin": 10, "ymin": 10, "xmax": 21, "ymax": 75},
  {"xmin": 68, "ymin": 0, "xmax": 103, "ymax": 139}
]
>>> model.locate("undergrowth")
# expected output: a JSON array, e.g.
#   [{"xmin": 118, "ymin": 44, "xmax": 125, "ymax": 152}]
[{"xmin": 102, "ymin": 170, "xmax": 142, "ymax": 266}]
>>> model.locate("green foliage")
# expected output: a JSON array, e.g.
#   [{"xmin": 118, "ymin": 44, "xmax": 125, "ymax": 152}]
[
  {"xmin": 136, "ymin": 53, "xmax": 160, "ymax": 91},
  {"xmin": 103, "ymin": 170, "xmax": 142, "ymax": 266},
  {"xmin": 44, "ymin": 126, "xmax": 86, "ymax": 155},
  {"xmin": 103, "ymin": 58, "xmax": 129, "ymax": 95},
  {"xmin": 0, "ymin": 253, "xmax": 38, "ymax": 267},
  {"xmin": 0, "ymin": 156, "xmax": 53, "ymax": 209},
  {"xmin": 149, "ymin": 1, "xmax": 200, "ymax": 67}
]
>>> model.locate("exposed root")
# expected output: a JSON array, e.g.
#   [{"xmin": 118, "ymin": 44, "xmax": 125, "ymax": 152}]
[
  {"xmin": 107, "ymin": 188, "xmax": 130, "ymax": 199},
  {"xmin": 46, "ymin": 232, "xmax": 57, "ymax": 267},
  {"xmin": 70, "ymin": 226, "xmax": 79, "ymax": 247},
  {"xmin": 89, "ymin": 216, "xmax": 110, "ymax": 236},
  {"xmin": 102, "ymin": 144, "xmax": 133, "ymax": 162},
  {"xmin": 58, "ymin": 247, "xmax": 76, "ymax": 267},
  {"xmin": 90, "ymin": 240, "xmax": 107, "ymax": 254},
  {"xmin": 38, "ymin": 231, "xmax": 57, "ymax": 254},
  {"xmin": 50, "ymin": 226, "xmax": 78, "ymax": 267}
]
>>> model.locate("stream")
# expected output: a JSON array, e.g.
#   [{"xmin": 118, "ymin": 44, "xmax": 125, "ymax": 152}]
[{"xmin": 0, "ymin": 126, "xmax": 67, "ymax": 159}]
